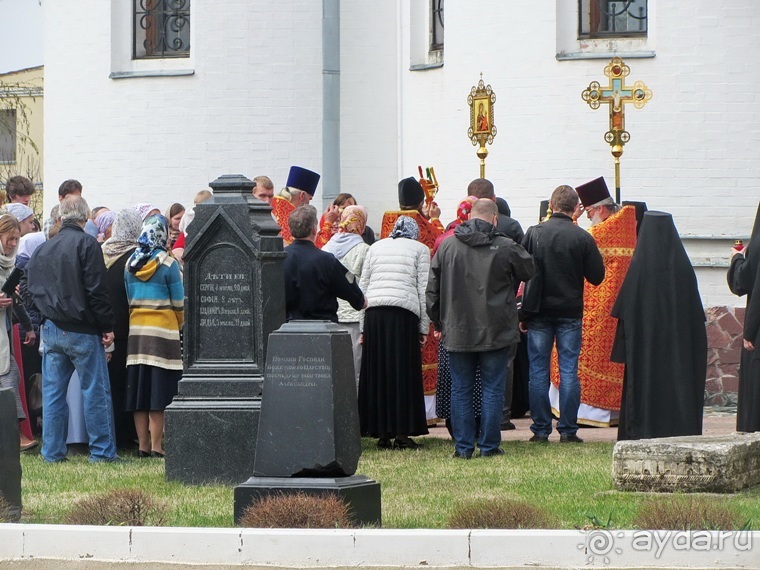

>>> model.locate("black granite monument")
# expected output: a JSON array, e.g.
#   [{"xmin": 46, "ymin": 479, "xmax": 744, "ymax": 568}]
[
  {"xmin": 0, "ymin": 388, "xmax": 22, "ymax": 521},
  {"xmin": 165, "ymin": 175, "xmax": 286, "ymax": 484},
  {"xmin": 234, "ymin": 321, "xmax": 381, "ymax": 526}
]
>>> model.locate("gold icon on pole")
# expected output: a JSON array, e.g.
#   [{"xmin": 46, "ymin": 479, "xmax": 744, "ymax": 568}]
[{"xmin": 468, "ymin": 74, "xmax": 497, "ymax": 178}]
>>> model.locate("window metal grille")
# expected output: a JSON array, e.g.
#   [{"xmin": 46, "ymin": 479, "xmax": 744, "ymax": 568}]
[
  {"xmin": 133, "ymin": 0, "xmax": 190, "ymax": 59},
  {"xmin": 579, "ymin": 0, "xmax": 647, "ymax": 38},
  {"xmin": 431, "ymin": 0, "xmax": 444, "ymax": 51}
]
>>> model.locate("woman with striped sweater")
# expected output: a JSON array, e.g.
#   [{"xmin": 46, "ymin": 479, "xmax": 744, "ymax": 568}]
[{"xmin": 124, "ymin": 214, "xmax": 184, "ymax": 458}]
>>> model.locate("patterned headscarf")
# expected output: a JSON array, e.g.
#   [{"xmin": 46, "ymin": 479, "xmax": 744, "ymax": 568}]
[
  {"xmin": 389, "ymin": 215, "xmax": 420, "ymax": 240},
  {"xmin": 135, "ymin": 203, "xmax": 160, "ymax": 221},
  {"xmin": 457, "ymin": 196, "xmax": 479, "ymax": 223},
  {"xmin": 338, "ymin": 205, "xmax": 367, "ymax": 235},
  {"xmin": 102, "ymin": 208, "xmax": 143, "ymax": 266},
  {"xmin": 95, "ymin": 210, "xmax": 116, "ymax": 240},
  {"xmin": 128, "ymin": 214, "xmax": 169, "ymax": 274}
]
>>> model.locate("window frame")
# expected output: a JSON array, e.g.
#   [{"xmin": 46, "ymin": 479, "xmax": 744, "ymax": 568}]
[
  {"xmin": 0, "ymin": 109, "xmax": 17, "ymax": 165},
  {"xmin": 578, "ymin": 0, "xmax": 648, "ymax": 40},
  {"xmin": 430, "ymin": 0, "xmax": 444, "ymax": 53},
  {"xmin": 133, "ymin": 0, "xmax": 191, "ymax": 60}
]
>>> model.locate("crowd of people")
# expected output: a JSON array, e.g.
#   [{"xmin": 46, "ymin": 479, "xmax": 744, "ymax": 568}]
[{"xmin": 2, "ymin": 164, "xmax": 752, "ymax": 462}]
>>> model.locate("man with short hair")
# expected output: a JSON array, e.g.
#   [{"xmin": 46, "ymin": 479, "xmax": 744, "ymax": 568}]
[
  {"xmin": 467, "ymin": 178, "xmax": 524, "ymax": 244},
  {"xmin": 6, "ymin": 176, "xmax": 36, "ymax": 206},
  {"xmin": 548, "ymin": 177, "xmax": 637, "ymax": 428},
  {"xmin": 26, "ymin": 195, "xmax": 118, "ymax": 462},
  {"xmin": 427, "ymin": 199, "xmax": 535, "ymax": 458},
  {"xmin": 271, "ymin": 166, "xmax": 320, "ymax": 245},
  {"xmin": 252, "ymin": 175, "xmax": 275, "ymax": 204},
  {"xmin": 521, "ymin": 185, "xmax": 605, "ymax": 444},
  {"xmin": 43, "ymin": 179, "xmax": 83, "ymax": 238},
  {"xmin": 283, "ymin": 205, "xmax": 366, "ymax": 322}
]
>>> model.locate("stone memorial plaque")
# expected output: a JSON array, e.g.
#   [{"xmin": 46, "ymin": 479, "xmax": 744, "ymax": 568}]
[
  {"xmin": 0, "ymin": 388, "xmax": 22, "ymax": 521},
  {"xmin": 253, "ymin": 320, "xmax": 360, "ymax": 478},
  {"xmin": 197, "ymin": 248, "xmax": 254, "ymax": 362},
  {"xmin": 613, "ymin": 433, "xmax": 760, "ymax": 493}
]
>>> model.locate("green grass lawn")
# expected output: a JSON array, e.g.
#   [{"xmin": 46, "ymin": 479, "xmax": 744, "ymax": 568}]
[{"xmin": 17, "ymin": 437, "xmax": 760, "ymax": 529}]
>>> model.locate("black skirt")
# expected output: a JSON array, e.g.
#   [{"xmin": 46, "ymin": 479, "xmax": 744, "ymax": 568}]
[
  {"xmin": 124, "ymin": 364, "xmax": 181, "ymax": 412},
  {"xmin": 737, "ymin": 349, "xmax": 760, "ymax": 433},
  {"xmin": 358, "ymin": 306, "xmax": 428, "ymax": 438}
]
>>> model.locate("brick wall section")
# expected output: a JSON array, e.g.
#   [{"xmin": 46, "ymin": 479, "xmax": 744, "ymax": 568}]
[{"xmin": 705, "ymin": 305, "xmax": 746, "ymax": 407}]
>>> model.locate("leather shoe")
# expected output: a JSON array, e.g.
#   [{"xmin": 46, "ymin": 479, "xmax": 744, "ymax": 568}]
[
  {"xmin": 151, "ymin": 450, "xmax": 165, "ymax": 458},
  {"xmin": 393, "ymin": 438, "xmax": 421, "ymax": 450},
  {"xmin": 20, "ymin": 440, "xmax": 38, "ymax": 452},
  {"xmin": 377, "ymin": 438, "xmax": 393, "ymax": 449},
  {"xmin": 529, "ymin": 434, "xmax": 549, "ymax": 443},
  {"xmin": 500, "ymin": 421, "xmax": 516, "ymax": 431},
  {"xmin": 452, "ymin": 451, "xmax": 472, "ymax": 460},
  {"xmin": 560, "ymin": 434, "xmax": 584, "ymax": 443},
  {"xmin": 479, "ymin": 448, "xmax": 505, "ymax": 457},
  {"xmin": 137, "ymin": 450, "xmax": 151, "ymax": 458}
]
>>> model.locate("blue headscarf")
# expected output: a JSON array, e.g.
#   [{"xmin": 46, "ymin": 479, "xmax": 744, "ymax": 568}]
[
  {"xmin": 389, "ymin": 215, "xmax": 420, "ymax": 240},
  {"xmin": 128, "ymin": 214, "xmax": 169, "ymax": 274}
]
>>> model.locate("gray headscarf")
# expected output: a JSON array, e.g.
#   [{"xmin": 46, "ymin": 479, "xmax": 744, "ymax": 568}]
[
  {"xmin": 102, "ymin": 208, "xmax": 143, "ymax": 268},
  {"xmin": 389, "ymin": 215, "xmax": 420, "ymax": 240}
]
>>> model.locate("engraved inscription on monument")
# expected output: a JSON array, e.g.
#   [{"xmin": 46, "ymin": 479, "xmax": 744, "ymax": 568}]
[
  {"xmin": 268, "ymin": 355, "xmax": 332, "ymax": 388},
  {"xmin": 197, "ymin": 246, "xmax": 254, "ymax": 361}
]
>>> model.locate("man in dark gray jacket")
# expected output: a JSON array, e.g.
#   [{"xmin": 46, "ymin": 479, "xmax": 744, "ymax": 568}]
[{"xmin": 427, "ymin": 199, "xmax": 535, "ymax": 459}]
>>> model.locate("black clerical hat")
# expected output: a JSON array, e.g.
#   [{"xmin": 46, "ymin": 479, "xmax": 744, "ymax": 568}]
[
  {"xmin": 398, "ymin": 177, "xmax": 424, "ymax": 207},
  {"xmin": 576, "ymin": 177, "xmax": 612, "ymax": 208},
  {"xmin": 286, "ymin": 166, "xmax": 320, "ymax": 196}
]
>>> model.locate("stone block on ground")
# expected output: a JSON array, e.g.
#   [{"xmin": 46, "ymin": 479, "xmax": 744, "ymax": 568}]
[{"xmin": 613, "ymin": 433, "xmax": 760, "ymax": 493}]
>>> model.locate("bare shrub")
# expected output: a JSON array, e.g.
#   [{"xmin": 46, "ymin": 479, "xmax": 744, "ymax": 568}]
[
  {"xmin": 64, "ymin": 488, "xmax": 167, "ymax": 526},
  {"xmin": 634, "ymin": 495, "xmax": 745, "ymax": 531},
  {"xmin": 447, "ymin": 498, "xmax": 557, "ymax": 529},
  {"xmin": 239, "ymin": 492, "xmax": 355, "ymax": 529}
]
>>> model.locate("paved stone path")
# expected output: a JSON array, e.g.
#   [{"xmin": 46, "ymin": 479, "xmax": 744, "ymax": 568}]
[{"xmin": 427, "ymin": 410, "xmax": 738, "ymax": 443}]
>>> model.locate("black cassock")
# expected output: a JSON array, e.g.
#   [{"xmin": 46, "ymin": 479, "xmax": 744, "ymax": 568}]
[
  {"xmin": 611, "ymin": 211, "xmax": 707, "ymax": 440},
  {"xmin": 728, "ymin": 203, "xmax": 760, "ymax": 433}
]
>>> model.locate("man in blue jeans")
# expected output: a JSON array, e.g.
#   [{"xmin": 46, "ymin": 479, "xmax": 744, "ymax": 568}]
[
  {"xmin": 27, "ymin": 194, "xmax": 118, "ymax": 462},
  {"xmin": 521, "ymin": 185, "xmax": 605, "ymax": 443},
  {"xmin": 427, "ymin": 199, "xmax": 535, "ymax": 458}
]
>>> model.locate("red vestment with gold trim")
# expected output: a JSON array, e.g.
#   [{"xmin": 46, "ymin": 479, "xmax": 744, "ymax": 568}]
[
  {"xmin": 550, "ymin": 206, "xmax": 637, "ymax": 418},
  {"xmin": 271, "ymin": 196, "xmax": 295, "ymax": 246}
]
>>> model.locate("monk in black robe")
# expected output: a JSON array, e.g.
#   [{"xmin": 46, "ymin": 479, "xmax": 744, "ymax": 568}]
[
  {"xmin": 727, "ymin": 203, "xmax": 760, "ymax": 433},
  {"xmin": 611, "ymin": 211, "xmax": 707, "ymax": 440}
]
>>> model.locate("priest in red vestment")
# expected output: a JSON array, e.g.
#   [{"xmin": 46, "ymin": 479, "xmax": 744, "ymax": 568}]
[
  {"xmin": 271, "ymin": 166, "xmax": 320, "ymax": 246},
  {"xmin": 381, "ymin": 177, "xmax": 444, "ymax": 422}
]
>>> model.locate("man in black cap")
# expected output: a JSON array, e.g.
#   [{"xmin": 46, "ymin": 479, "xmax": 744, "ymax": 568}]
[
  {"xmin": 271, "ymin": 166, "xmax": 320, "ymax": 245},
  {"xmin": 546, "ymin": 177, "xmax": 637, "ymax": 429},
  {"xmin": 284, "ymin": 206, "xmax": 367, "ymax": 323}
]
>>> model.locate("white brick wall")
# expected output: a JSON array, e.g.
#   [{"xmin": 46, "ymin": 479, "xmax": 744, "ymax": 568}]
[{"xmin": 45, "ymin": 0, "xmax": 759, "ymax": 307}]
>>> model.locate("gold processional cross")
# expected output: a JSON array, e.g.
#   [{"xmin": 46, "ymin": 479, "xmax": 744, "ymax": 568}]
[{"xmin": 582, "ymin": 57, "xmax": 652, "ymax": 203}]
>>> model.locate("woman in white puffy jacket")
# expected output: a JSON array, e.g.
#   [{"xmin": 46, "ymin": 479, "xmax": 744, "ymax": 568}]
[
  {"xmin": 358, "ymin": 216, "xmax": 430, "ymax": 450},
  {"xmin": 322, "ymin": 205, "xmax": 370, "ymax": 389}
]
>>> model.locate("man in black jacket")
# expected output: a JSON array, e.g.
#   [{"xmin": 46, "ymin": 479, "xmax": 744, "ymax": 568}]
[
  {"xmin": 521, "ymin": 185, "xmax": 605, "ymax": 444},
  {"xmin": 27, "ymin": 195, "xmax": 118, "ymax": 463},
  {"xmin": 427, "ymin": 199, "xmax": 535, "ymax": 458},
  {"xmin": 284, "ymin": 206, "xmax": 366, "ymax": 322}
]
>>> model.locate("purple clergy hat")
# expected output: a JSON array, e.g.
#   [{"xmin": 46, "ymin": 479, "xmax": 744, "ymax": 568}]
[
  {"xmin": 286, "ymin": 166, "xmax": 320, "ymax": 196},
  {"xmin": 576, "ymin": 177, "xmax": 612, "ymax": 208}
]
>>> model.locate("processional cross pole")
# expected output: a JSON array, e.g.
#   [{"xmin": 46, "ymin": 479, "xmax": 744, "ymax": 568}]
[
  {"xmin": 581, "ymin": 57, "xmax": 652, "ymax": 203},
  {"xmin": 467, "ymin": 73, "xmax": 497, "ymax": 178}
]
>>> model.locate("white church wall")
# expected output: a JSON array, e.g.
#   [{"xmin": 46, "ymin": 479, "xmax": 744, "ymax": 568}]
[
  {"xmin": 376, "ymin": 0, "xmax": 757, "ymax": 308},
  {"xmin": 44, "ymin": 0, "xmax": 324, "ymax": 215}
]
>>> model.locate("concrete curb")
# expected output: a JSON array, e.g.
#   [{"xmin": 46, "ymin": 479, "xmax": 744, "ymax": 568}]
[{"xmin": 1, "ymin": 524, "xmax": 758, "ymax": 568}]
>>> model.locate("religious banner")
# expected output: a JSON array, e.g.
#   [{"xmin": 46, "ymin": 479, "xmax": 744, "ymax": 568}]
[{"xmin": 467, "ymin": 74, "xmax": 497, "ymax": 178}]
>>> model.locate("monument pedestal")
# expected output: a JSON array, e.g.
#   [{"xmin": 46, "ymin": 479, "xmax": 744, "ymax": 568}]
[{"xmin": 234, "ymin": 475, "xmax": 381, "ymax": 526}]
